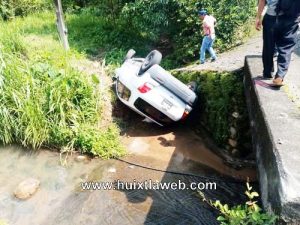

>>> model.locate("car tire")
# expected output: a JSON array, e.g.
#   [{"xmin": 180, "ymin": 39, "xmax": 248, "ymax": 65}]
[
  {"xmin": 124, "ymin": 49, "xmax": 136, "ymax": 62},
  {"xmin": 138, "ymin": 50, "xmax": 162, "ymax": 75},
  {"xmin": 187, "ymin": 81, "xmax": 197, "ymax": 93}
]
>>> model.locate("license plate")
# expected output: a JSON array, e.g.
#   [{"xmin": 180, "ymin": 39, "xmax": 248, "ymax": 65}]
[{"xmin": 161, "ymin": 99, "xmax": 173, "ymax": 111}]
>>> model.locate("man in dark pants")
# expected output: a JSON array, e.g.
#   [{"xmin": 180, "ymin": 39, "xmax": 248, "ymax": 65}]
[
  {"xmin": 256, "ymin": 0, "xmax": 279, "ymax": 78},
  {"xmin": 273, "ymin": 2, "xmax": 300, "ymax": 86}
]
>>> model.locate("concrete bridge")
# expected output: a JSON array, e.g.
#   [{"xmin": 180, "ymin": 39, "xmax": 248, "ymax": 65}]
[{"xmin": 244, "ymin": 31, "xmax": 300, "ymax": 224}]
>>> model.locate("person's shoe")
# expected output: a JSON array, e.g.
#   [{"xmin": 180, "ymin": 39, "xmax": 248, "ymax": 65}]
[
  {"xmin": 200, "ymin": 61, "xmax": 205, "ymax": 64},
  {"xmin": 211, "ymin": 57, "xmax": 217, "ymax": 62},
  {"xmin": 272, "ymin": 77, "xmax": 284, "ymax": 87}
]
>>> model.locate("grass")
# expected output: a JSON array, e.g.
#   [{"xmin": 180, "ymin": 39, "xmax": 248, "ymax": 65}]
[{"xmin": 0, "ymin": 12, "xmax": 125, "ymax": 158}]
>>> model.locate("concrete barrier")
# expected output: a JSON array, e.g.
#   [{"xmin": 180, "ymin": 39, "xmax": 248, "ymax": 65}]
[{"xmin": 244, "ymin": 50, "xmax": 300, "ymax": 224}]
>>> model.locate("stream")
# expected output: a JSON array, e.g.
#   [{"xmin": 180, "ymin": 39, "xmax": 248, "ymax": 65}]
[{"xmin": 0, "ymin": 121, "xmax": 257, "ymax": 225}]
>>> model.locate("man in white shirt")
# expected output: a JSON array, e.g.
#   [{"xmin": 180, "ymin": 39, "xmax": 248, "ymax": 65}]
[{"xmin": 199, "ymin": 10, "xmax": 217, "ymax": 64}]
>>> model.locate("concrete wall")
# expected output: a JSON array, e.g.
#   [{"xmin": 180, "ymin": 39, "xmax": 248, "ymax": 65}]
[{"xmin": 244, "ymin": 52, "xmax": 300, "ymax": 224}]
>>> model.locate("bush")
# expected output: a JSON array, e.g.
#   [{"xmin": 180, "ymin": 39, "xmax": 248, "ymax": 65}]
[
  {"xmin": 0, "ymin": 0, "xmax": 51, "ymax": 20},
  {"xmin": 52, "ymin": 0, "xmax": 256, "ymax": 67},
  {"xmin": 170, "ymin": 0, "xmax": 256, "ymax": 64},
  {"xmin": 119, "ymin": 0, "xmax": 257, "ymax": 66}
]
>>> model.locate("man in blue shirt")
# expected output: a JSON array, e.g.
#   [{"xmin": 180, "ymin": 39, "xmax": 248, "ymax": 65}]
[{"xmin": 256, "ymin": 0, "xmax": 279, "ymax": 79}]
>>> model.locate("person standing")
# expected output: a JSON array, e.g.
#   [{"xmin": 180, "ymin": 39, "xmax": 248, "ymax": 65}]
[
  {"xmin": 256, "ymin": 0, "xmax": 279, "ymax": 79},
  {"xmin": 273, "ymin": 1, "xmax": 300, "ymax": 86},
  {"xmin": 199, "ymin": 10, "xmax": 217, "ymax": 64}
]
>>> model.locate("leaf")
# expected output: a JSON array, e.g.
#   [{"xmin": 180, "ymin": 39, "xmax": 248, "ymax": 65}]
[
  {"xmin": 224, "ymin": 204, "xmax": 229, "ymax": 212},
  {"xmin": 251, "ymin": 212, "xmax": 260, "ymax": 221},
  {"xmin": 251, "ymin": 192, "xmax": 259, "ymax": 198},
  {"xmin": 246, "ymin": 182, "xmax": 252, "ymax": 191},
  {"xmin": 245, "ymin": 191, "xmax": 251, "ymax": 199},
  {"xmin": 217, "ymin": 216, "xmax": 226, "ymax": 221},
  {"xmin": 91, "ymin": 74, "xmax": 100, "ymax": 84}
]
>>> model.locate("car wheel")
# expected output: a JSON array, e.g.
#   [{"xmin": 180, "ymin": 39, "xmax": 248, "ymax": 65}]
[
  {"xmin": 187, "ymin": 81, "xmax": 197, "ymax": 93},
  {"xmin": 124, "ymin": 49, "xmax": 136, "ymax": 62},
  {"xmin": 138, "ymin": 50, "xmax": 162, "ymax": 75}
]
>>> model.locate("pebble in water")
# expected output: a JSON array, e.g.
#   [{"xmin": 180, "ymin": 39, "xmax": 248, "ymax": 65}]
[
  {"xmin": 75, "ymin": 155, "xmax": 88, "ymax": 163},
  {"xmin": 232, "ymin": 112, "xmax": 240, "ymax": 119},
  {"xmin": 228, "ymin": 139, "xmax": 237, "ymax": 148},
  {"xmin": 108, "ymin": 167, "xmax": 117, "ymax": 173},
  {"xmin": 14, "ymin": 178, "xmax": 40, "ymax": 200}
]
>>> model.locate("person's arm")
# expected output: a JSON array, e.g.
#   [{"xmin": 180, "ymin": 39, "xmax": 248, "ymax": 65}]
[{"xmin": 256, "ymin": 0, "xmax": 266, "ymax": 31}]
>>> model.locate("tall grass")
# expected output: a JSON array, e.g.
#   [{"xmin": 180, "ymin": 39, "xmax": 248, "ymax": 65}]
[{"xmin": 0, "ymin": 14, "xmax": 124, "ymax": 158}]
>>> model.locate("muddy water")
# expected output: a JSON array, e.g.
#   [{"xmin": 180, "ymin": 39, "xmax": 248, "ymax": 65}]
[{"xmin": 0, "ymin": 119, "xmax": 257, "ymax": 225}]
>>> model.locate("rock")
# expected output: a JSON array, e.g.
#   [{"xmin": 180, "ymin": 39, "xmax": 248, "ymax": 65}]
[
  {"xmin": 228, "ymin": 139, "xmax": 237, "ymax": 148},
  {"xmin": 230, "ymin": 127, "xmax": 237, "ymax": 139},
  {"xmin": 75, "ymin": 155, "xmax": 88, "ymax": 162},
  {"xmin": 108, "ymin": 167, "xmax": 116, "ymax": 173},
  {"xmin": 231, "ymin": 149, "xmax": 240, "ymax": 157},
  {"xmin": 128, "ymin": 165, "xmax": 135, "ymax": 169},
  {"xmin": 232, "ymin": 112, "xmax": 240, "ymax": 119},
  {"xmin": 14, "ymin": 178, "xmax": 40, "ymax": 200}
]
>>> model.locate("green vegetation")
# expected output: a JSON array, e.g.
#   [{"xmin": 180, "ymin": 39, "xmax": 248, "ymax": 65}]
[
  {"xmin": 0, "ymin": 0, "xmax": 257, "ymax": 157},
  {"xmin": 1, "ymin": 0, "xmax": 256, "ymax": 68},
  {"xmin": 0, "ymin": 14, "xmax": 124, "ymax": 158},
  {"xmin": 200, "ymin": 183, "xmax": 277, "ymax": 224},
  {"xmin": 0, "ymin": 0, "xmax": 51, "ymax": 19},
  {"xmin": 65, "ymin": 0, "xmax": 256, "ymax": 68},
  {"xmin": 173, "ymin": 70, "xmax": 251, "ymax": 155}
]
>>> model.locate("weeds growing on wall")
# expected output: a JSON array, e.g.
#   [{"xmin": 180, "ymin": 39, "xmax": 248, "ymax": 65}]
[
  {"xmin": 172, "ymin": 70, "xmax": 252, "ymax": 156},
  {"xmin": 199, "ymin": 183, "xmax": 277, "ymax": 224}
]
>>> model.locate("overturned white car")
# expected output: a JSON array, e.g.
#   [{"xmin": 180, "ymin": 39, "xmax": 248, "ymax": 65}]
[{"xmin": 114, "ymin": 49, "xmax": 197, "ymax": 126}]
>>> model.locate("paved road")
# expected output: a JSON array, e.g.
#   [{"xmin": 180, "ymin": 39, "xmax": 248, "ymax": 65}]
[{"xmin": 177, "ymin": 34, "xmax": 262, "ymax": 72}]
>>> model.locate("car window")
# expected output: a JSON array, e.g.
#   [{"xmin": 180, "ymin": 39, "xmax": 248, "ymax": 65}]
[{"xmin": 134, "ymin": 98, "xmax": 173, "ymax": 124}]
